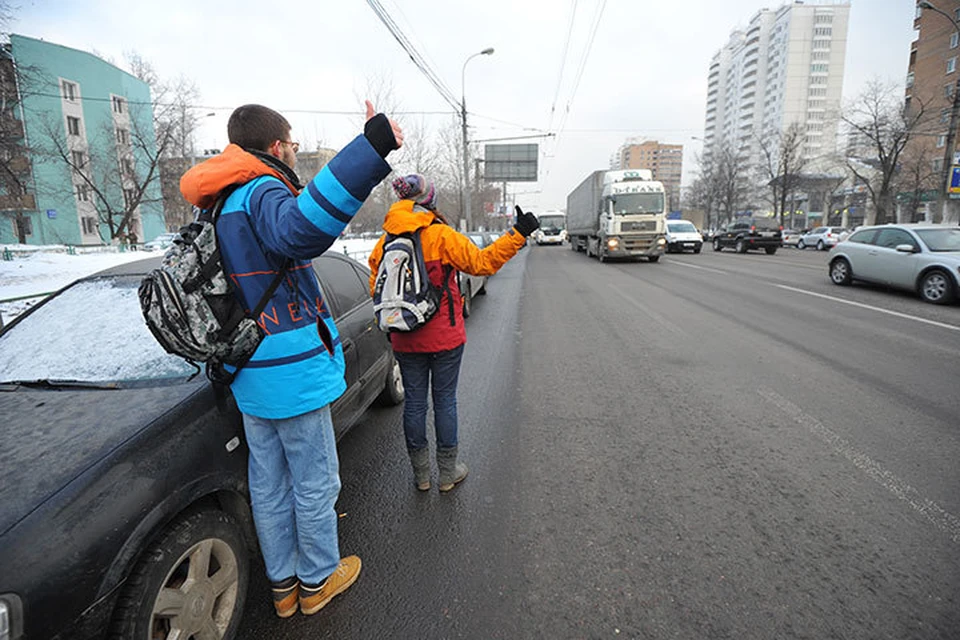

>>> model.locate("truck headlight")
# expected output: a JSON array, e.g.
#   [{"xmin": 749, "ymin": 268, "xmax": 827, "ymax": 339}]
[
  {"xmin": 607, "ymin": 237, "xmax": 620, "ymax": 250},
  {"xmin": 0, "ymin": 595, "xmax": 23, "ymax": 640},
  {"xmin": 657, "ymin": 236, "xmax": 666, "ymax": 246}
]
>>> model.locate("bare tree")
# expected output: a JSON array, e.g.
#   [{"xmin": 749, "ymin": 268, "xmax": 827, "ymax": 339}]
[
  {"xmin": 712, "ymin": 146, "xmax": 752, "ymax": 225},
  {"xmin": 840, "ymin": 79, "xmax": 926, "ymax": 225},
  {"xmin": 756, "ymin": 122, "xmax": 807, "ymax": 228}
]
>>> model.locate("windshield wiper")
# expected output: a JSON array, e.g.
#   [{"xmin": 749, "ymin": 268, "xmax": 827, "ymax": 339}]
[{"xmin": 0, "ymin": 378, "xmax": 121, "ymax": 391}]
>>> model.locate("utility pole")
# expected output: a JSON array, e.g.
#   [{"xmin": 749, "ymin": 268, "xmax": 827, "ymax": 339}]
[{"xmin": 461, "ymin": 47, "xmax": 494, "ymax": 231}]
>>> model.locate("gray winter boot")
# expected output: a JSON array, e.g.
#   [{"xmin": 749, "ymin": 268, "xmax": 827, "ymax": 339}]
[
  {"xmin": 408, "ymin": 447, "xmax": 432, "ymax": 491},
  {"xmin": 436, "ymin": 446, "xmax": 468, "ymax": 492}
]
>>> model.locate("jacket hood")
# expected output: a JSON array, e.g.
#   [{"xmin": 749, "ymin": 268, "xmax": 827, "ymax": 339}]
[
  {"xmin": 383, "ymin": 200, "xmax": 443, "ymax": 235},
  {"xmin": 180, "ymin": 143, "xmax": 300, "ymax": 209}
]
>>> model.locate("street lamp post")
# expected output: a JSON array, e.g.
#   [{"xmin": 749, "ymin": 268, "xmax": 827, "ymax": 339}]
[
  {"xmin": 920, "ymin": 1, "xmax": 960, "ymax": 223},
  {"xmin": 461, "ymin": 47, "xmax": 494, "ymax": 231}
]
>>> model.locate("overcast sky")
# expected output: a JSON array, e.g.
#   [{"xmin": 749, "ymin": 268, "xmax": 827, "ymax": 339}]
[{"xmin": 14, "ymin": 0, "xmax": 915, "ymax": 212}]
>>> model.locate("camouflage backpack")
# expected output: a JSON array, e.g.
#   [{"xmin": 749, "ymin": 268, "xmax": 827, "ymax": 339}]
[{"xmin": 138, "ymin": 187, "xmax": 288, "ymax": 383}]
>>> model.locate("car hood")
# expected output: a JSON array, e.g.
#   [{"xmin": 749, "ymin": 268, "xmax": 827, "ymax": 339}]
[
  {"xmin": 669, "ymin": 231, "xmax": 702, "ymax": 240},
  {"xmin": 0, "ymin": 382, "xmax": 203, "ymax": 536}
]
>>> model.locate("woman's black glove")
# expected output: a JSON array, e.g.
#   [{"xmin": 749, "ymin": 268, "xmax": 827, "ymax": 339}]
[
  {"xmin": 513, "ymin": 205, "xmax": 540, "ymax": 237},
  {"xmin": 364, "ymin": 113, "xmax": 400, "ymax": 158}
]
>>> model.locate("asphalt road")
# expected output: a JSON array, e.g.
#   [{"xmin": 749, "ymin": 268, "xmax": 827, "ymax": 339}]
[{"xmin": 237, "ymin": 243, "xmax": 960, "ymax": 640}]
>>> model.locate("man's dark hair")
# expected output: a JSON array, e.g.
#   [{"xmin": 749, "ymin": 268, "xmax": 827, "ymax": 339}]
[{"xmin": 227, "ymin": 104, "xmax": 291, "ymax": 151}]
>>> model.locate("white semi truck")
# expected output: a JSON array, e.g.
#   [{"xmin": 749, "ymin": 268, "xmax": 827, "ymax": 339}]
[{"xmin": 566, "ymin": 169, "xmax": 667, "ymax": 263}]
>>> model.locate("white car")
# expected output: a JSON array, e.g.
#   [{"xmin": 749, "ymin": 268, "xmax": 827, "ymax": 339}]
[
  {"xmin": 142, "ymin": 232, "xmax": 179, "ymax": 252},
  {"xmin": 797, "ymin": 226, "xmax": 846, "ymax": 251},
  {"xmin": 828, "ymin": 224, "xmax": 960, "ymax": 304},
  {"xmin": 664, "ymin": 220, "xmax": 703, "ymax": 253}
]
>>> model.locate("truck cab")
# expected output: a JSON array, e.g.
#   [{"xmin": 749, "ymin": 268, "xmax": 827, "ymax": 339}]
[{"xmin": 593, "ymin": 170, "xmax": 667, "ymax": 262}]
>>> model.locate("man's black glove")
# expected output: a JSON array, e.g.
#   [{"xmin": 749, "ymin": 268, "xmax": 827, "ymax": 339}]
[
  {"xmin": 513, "ymin": 205, "xmax": 540, "ymax": 237},
  {"xmin": 364, "ymin": 113, "xmax": 400, "ymax": 159}
]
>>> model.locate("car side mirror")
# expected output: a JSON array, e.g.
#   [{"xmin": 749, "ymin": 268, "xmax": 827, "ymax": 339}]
[{"xmin": 895, "ymin": 244, "xmax": 917, "ymax": 253}]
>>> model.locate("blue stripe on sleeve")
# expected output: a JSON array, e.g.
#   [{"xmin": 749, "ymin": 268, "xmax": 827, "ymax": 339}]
[
  {"xmin": 324, "ymin": 135, "xmax": 391, "ymax": 203},
  {"xmin": 295, "ymin": 189, "xmax": 348, "ymax": 238},
  {"xmin": 313, "ymin": 166, "xmax": 363, "ymax": 214}
]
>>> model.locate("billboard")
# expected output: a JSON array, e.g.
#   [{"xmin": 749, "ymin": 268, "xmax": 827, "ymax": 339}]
[{"xmin": 484, "ymin": 144, "xmax": 538, "ymax": 182}]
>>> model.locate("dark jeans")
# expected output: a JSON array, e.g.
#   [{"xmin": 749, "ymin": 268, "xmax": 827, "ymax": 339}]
[{"xmin": 394, "ymin": 345, "xmax": 464, "ymax": 451}]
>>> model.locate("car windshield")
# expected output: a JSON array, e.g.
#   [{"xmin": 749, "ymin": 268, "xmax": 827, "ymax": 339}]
[
  {"xmin": 0, "ymin": 276, "xmax": 196, "ymax": 385},
  {"xmin": 611, "ymin": 193, "xmax": 664, "ymax": 215},
  {"xmin": 915, "ymin": 228, "xmax": 960, "ymax": 252},
  {"xmin": 539, "ymin": 215, "xmax": 566, "ymax": 230},
  {"xmin": 668, "ymin": 222, "xmax": 697, "ymax": 233}
]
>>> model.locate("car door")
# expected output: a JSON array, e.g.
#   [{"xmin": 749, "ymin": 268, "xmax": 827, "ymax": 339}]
[{"xmin": 868, "ymin": 228, "xmax": 920, "ymax": 288}]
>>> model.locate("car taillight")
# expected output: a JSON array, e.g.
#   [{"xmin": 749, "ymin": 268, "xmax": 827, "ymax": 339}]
[{"xmin": 750, "ymin": 225, "xmax": 756, "ymax": 232}]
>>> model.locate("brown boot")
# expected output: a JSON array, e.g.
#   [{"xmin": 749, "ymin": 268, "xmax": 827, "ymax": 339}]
[
  {"xmin": 299, "ymin": 556, "xmax": 362, "ymax": 615},
  {"xmin": 271, "ymin": 576, "xmax": 299, "ymax": 618}
]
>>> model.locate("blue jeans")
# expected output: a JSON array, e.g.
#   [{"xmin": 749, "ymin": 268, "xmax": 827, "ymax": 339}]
[
  {"xmin": 394, "ymin": 345, "xmax": 464, "ymax": 451},
  {"xmin": 242, "ymin": 405, "xmax": 341, "ymax": 585}
]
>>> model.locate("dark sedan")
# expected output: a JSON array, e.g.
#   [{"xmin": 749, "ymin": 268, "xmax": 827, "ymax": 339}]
[{"xmin": 0, "ymin": 252, "xmax": 402, "ymax": 640}]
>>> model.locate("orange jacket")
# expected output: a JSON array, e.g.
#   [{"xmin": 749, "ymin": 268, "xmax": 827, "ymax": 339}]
[{"xmin": 368, "ymin": 200, "xmax": 526, "ymax": 352}]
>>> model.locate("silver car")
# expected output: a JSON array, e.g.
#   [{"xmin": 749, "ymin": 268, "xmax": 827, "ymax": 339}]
[
  {"xmin": 828, "ymin": 224, "xmax": 960, "ymax": 305},
  {"xmin": 797, "ymin": 226, "xmax": 846, "ymax": 251}
]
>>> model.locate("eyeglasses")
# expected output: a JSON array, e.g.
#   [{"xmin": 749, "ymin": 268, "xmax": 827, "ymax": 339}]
[{"xmin": 280, "ymin": 140, "xmax": 300, "ymax": 153}]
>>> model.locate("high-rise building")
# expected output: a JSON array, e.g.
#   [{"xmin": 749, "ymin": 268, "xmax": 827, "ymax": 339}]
[
  {"xmin": 0, "ymin": 35, "xmax": 165, "ymax": 246},
  {"xmin": 612, "ymin": 139, "xmax": 684, "ymax": 212},
  {"xmin": 903, "ymin": 0, "xmax": 960, "ymax": 220},
  {"xmin": 703, "ymin": 2, "xmax": 850, "ymax": 172}
]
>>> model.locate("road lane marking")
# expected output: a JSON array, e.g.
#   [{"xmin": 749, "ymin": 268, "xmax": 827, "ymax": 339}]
[
  {"xmin": 666, "ymin": 261, "xmax": 728, "ymax": 275},
  {"xmin": 774, "ymin": 284, "xmax": 960, "ymax": 333},
  {"xmin": 759, "ymin": 388, "xmax": 960, "ymax": 544}
]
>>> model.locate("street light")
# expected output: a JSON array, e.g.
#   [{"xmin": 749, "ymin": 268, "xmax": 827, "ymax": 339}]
[
  {"xmin": 919, "ymin": 1, "xmax": 960, "ymax": 223},
  {"xmin": 461, "ymin": 47, "xmax": 494, "ymax": 231}
]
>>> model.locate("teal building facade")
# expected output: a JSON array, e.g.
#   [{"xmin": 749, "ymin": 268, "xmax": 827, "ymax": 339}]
[{"xmin": 0, "ymin": 34, "xmax": 164, "ymax": 245}]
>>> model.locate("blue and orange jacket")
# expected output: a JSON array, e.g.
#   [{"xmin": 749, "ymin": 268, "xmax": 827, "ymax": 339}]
[
  {"xmin": 368, "ymin": 200, "xmax": 526, "ymax": 353},
  {"xmin": 180, "ymin": 137, "xmax": 390, "ymax": 419}
]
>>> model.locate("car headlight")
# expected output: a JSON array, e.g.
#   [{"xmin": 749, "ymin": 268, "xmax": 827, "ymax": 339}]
[
  {"xmin": 607, "ymin": 237, "xmax": 620, "ymax": 250},
  {"xmin": 0, "ymin": 595, "xmax": 23, "ymax": 640}
]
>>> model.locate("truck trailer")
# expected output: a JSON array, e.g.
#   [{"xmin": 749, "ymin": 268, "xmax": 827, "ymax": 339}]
[{"xmin": 566, "ymin": 169, "xmax": 667, "ymax": 262}]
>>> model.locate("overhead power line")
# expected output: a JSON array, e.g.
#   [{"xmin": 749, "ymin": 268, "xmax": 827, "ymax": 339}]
[{"xmin": 366, "ymin": 0, "xmax": 462, "ymax": 112}]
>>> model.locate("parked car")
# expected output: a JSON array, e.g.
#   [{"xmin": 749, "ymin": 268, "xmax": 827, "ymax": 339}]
[
  {"xmin": 781, "ymin": 228, "xmax": 809, "ymax": 247},
  {"xmin": 664, "ymin": 220, "xmax": 703, "ymax": 253},
  {"xmin": 797, "ymin": 226, "xmax": 846, "ymax": 251},
  {"xmin": 458, "ymin": 235, "xmax": 489, "ymax": 317},
  {"xmin": 828, "ymin": 223, "xmax": 960, "ymax": 304},
  {"xmin": 142, "ymin": 232, "xmax": 179, "ymax": 252},
  {"xmin": 711, "ymin": 217, "xmax": 782, "ymax": 254},
  {"xmin": 0, "ymin": 252, "xmax": 403, "ymax": 640}
]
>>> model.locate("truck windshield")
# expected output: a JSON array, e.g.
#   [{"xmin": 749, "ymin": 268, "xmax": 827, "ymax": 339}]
[
  {"xmin": 611, "ymin": 193, "xmax": 664, "ymax": 215},
  {"xmin": 538, "ymin": 215, "xmax": 565, "ymax": 230}
]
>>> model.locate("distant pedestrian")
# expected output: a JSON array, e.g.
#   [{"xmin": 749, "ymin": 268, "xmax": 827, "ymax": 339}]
[
  {"xmin": 180, "ymin": 101, "xmax": 403, "ymax": 618},
  {"xmin": 368, "ymin": 174, "xmax": 539, "ymax": 492}
]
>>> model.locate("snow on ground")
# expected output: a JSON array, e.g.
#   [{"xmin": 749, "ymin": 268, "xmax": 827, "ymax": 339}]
[{"xmin": 0, "ymin": 237, "xmax": 379, "ymax": 325}]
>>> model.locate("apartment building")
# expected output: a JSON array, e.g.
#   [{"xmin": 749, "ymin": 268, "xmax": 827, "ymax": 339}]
[
  {"xmin": 0, "ymin": 35, "xmax": 164, "ymax": 245},
  {"xmin": 703, "ymin": 2, "xmax": 850, "ymax": 173},
  {"xmin": 613, "ymin": 139, "xmax": 684, "ymax": 212}
]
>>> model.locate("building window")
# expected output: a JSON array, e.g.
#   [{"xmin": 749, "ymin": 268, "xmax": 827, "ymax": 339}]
[
  {"xmin": 115, "ymin": 128, "xmax": 129, "ymax": 145},
  {"xmin": 813, "ymin": 27, "xmax": 832, "ymax": 37},
  {"xmin": 949, "ymin": 57, "xmax": 958, "ymax": 74},
  {"xmin": 938, "ymin": 134, "xmax": 948, "ymax": 148},
  {"xmin": 111, "ymin": 96, "xmax": 126, "ymax": 114},
  {"xmin": 81, "ymin": 217, "xmax": 98, "ymax": 235},
  {"xmin": 123, "ymin": 188, "xmax": 136, "ymax": 209},
  {"xmin": 810, "ymin": 76, "xmax": 828, "ymax": 85},
  {"xmin": 66, "ymin": 116, "xmax": 81, "ymax": 136},
  {"xmin": 76, "ymin": 184, "xmax": 91, "ymax": 202},
  {"xmin": 122, "ymin": 158, "xmax": 135, "ymax": 176},
  {"xmin": 815, "ymin": 14, "xmax": 833, "ymax": 24},
  {"xmin": 71, "ymin": 150, "xmax": 85, "ymax": 171},
  {"xmin": 942, "ymin": 108, "xmax": 951, "ymax": 124},
  {"xmin": 934, "ymin": 158, "xmax": 944, "ymax": 172},
  {"xmin": 955, "ymin": 7, "xmax": 960, "ymax": 20},
  {"xmin": 811, "ymin": 63, "xmax": 829, "ymax": 73},
  {"xmin": 61, "ymin": 80, "xmax": 77, "ymax": 101},
  {"xmin": 946, "ymin": 83, "xmax": 955, "ymax": 98},
  {"xmin": 952, "ymin": 33, "xmax": 959, "ymax": 49}
]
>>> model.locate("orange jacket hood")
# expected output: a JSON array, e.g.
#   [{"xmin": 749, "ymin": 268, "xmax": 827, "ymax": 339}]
[
  {"xmin": 382, "ymin": 200, "xmax": 443, "ymax": 235},
  {"xmin": 180, "ymin": 143, "xmax": 299, "ymax": 210}
]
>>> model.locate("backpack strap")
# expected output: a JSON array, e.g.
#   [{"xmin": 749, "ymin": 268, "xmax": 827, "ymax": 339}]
[{"xmin": 415, "ymin": 225, "xmax": 457, "ymax": 327}]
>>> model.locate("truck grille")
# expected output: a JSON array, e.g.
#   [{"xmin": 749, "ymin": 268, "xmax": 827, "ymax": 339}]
[
  {"xmin": 621, "ymin": 221, "xmax": 657, "ymax": 232},
  {"xmin": 621, "ymin": 236, "xmax": 658, "ymax": 251}
]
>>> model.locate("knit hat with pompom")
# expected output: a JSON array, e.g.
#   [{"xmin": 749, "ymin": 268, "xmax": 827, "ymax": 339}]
[{"xmin": 391, "ymin": 173, "xmax": 437, "ymax": 211}]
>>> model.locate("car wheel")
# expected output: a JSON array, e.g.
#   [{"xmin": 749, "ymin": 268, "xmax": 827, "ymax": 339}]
[
  {"xmin": 829, "ymin": 258, "xmax": 852, "ymax": 285},
  {"xmin": 765, "ymin": 247, "xmax": 777, "ymax": 255},
  {"xmin": 735, "ymin": 238, "xmax": 747, "ymax": 253},
  {"xmin": 375, "ymin": 356, "xmax": 405, "ymax": 406},
  {"xmin": 110, "ymin": 509, "xmax": 248, "ymax": 640},
  {"xmin": 462, "ymin": 283, "xmax": 472, "ymax": 318},
  {"xmin": 713, "ymin": 238, "xmax": 722, "ymax": 252},
  {"xmin": 797, "ymin": 240, "xmax": 806, "ymax": 250},
  {"xmin": 918, "ymin": 269, "xmax": 955, "ymax": 305},
  {"xmin": 817, "ymin": 240, "xmax": 825, "ymax": 251}
]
